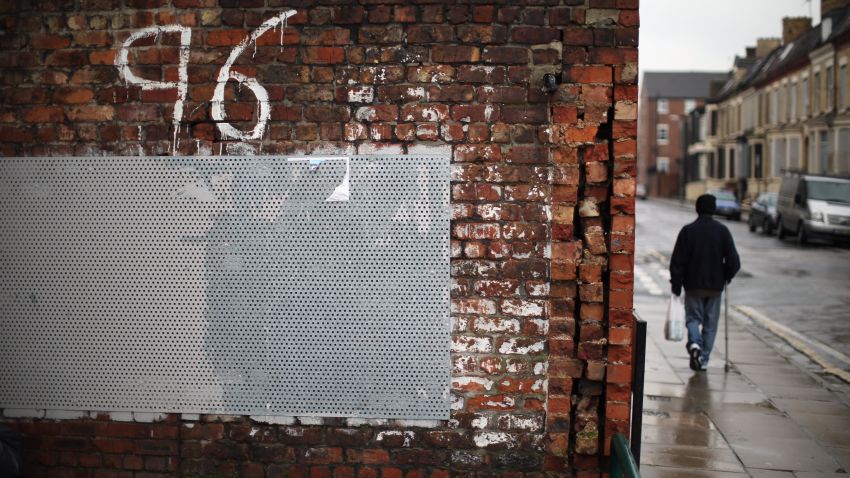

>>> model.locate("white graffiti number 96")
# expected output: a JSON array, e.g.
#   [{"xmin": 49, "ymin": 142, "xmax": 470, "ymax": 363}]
[{"xmin": 116, "ymin": 10, "xmax": 297, "ymax": 145}]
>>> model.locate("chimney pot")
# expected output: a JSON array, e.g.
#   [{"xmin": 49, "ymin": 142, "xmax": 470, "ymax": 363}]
[
  {"xmin": 756, "ymin": 38, "xmax": 782, "ymax": 58},
  {"xmin": 782, "ymin": 17, "xmax": 812, "ymax": 44}
]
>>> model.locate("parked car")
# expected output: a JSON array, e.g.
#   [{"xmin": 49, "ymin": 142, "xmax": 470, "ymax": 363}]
[
  {"xmin": 636, "ymin": 183, "xmax": 647, "ymax": 200},
  {"xmin": 708, "ymin": 189, "xmax": 741, "ymax": 220},
  {"xmin": 748, "ymin": 192, "xmax": 778, "ymax": 235},
  {"xmin": 776, "ymin": 173, "xmax": 850, "ymax": 244}
]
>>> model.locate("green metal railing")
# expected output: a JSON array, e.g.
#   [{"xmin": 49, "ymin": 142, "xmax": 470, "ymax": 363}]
[{"xmin": 610, "ymin": 433, "xmax": 640, "ymax": 478}]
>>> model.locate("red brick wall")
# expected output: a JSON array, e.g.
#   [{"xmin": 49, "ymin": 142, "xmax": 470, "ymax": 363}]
[{"xmin": 0, "ymin": 1, "xmax": 638, "ymax": 476}]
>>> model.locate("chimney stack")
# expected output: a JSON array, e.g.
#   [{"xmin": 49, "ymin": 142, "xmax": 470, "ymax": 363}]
[
  {"xmin": 783, "ymin": 17, "xmax": 812, "ymax": 44},
  {"xmin": 822, "ymin": 0, "xmax": 850, "ymax": 18},
  {"xmin": 756, "ymin": 38, "xmax": 782, "ymax": 58},
  {"xmin": 746, "ymin": 47, "xmax": 757, "ymax": 59}
]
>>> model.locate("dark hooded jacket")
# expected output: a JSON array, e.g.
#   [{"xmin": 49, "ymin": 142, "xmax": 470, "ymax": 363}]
[{"xmin": 670, "ymin": 213, "xmax": 741, "ymax": 295}]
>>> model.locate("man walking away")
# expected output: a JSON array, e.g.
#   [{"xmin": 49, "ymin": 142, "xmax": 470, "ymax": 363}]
[{"xmin": 670, "ymin": 194, "xmax": 741, "ymax": 371}]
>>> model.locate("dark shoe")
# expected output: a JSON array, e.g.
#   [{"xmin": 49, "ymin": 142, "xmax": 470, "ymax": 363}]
[{"xmin": 689, "ymin": 344, "xmax": 702, "ymax": 371}]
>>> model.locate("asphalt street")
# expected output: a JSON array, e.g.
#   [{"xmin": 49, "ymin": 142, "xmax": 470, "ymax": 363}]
[{"xmin": 634, "ymin": 199, "xmax": 850, "ymax": 384}]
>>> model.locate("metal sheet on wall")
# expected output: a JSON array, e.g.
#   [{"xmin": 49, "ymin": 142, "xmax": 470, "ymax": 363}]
[{"xmin": 0, "ymin": 155, "xmax": 450, "ymax": 419}]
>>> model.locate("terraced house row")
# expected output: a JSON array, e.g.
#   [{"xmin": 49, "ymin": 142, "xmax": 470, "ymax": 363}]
[{"xmin": 683, "ymin": 0, "xmax": 850, "ymax": 202}]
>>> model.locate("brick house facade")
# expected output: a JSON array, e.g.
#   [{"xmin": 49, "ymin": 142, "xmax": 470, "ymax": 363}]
[
  {"xmin": 637, "ymin": 71, "xmax": 726, "ymax": 198},
  {"xmin": 0, "ymin": 1, "xmax": 639, "ymax": 476}
]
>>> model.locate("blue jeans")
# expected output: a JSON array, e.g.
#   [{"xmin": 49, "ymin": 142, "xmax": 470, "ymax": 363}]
[{"xmin": 684, "ymin": 294, "xmax": 722, "ymax": 366}]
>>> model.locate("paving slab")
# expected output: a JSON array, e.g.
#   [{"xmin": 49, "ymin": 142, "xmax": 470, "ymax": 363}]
[
  {"xmin": 726, "ymin": 436, "xmax": 840, "ymax": 472},
  {"xmin": 823, "ymin": 446, "xmax": 850, "ymax": 471},
  {"xmin": 641, "ymin": 443, "xmax": 745, "ymax": 472},
  {"xmin": 639, "ymin": 466, "xmax": 748, "ymax": 478},
  {"xmin": 642, "ymin": 423, "xmax": 731, "ymax": 449},
  {"xmin": 747, "ymin": 470, "xmax": 795, "ymax": 478}
]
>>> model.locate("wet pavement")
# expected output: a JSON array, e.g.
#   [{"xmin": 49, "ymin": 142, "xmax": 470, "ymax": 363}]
[{"xmin": 636, "ymin": 295, "xmax": 850, "ymax": 477}]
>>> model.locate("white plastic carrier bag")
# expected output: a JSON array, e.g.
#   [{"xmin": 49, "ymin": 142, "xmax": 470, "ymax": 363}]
[{"xmin": 664, "ymin": 294, "xmax": 686, "ymax": 342}]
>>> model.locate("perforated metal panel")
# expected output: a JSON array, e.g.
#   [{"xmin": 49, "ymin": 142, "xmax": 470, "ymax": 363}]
[{"xmin": 0, "ymin": 155, "xmax": 450, "ymax": 419}]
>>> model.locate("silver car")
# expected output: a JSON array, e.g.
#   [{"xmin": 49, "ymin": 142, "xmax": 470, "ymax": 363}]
[{"xmin": 776, "ymin": 174, "xmax": 850, "ymax": 244}]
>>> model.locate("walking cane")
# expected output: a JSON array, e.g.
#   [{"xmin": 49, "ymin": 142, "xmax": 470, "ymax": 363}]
[{"xmin": 724, "ymin": 283, "xmax": 730, "ymax": 373}]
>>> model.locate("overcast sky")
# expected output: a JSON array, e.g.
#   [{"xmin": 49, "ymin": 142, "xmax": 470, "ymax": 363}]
[{"xmin": 639, "ymin": 0, "xmax": 821, "ymax": 79}]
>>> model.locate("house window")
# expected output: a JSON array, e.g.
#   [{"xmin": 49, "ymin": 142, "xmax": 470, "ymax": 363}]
[
  {"xmin": 789, "ymin": 137, "xmax": 801, "ymax": 171},
  {"xmin": 802, "ymin": 76, "xmax": 809, "ymax": 118},
  {"xmin": 771, "ymin": 89, "xmax": 779, "ymax": 124},
  {"xmin": 838, "ymin": 128, "xmax": 850, "ymax": 174},
  {"xmin": 814, "ymin": 70, "xmax": 821, "ymax": 113},
  {"xmin": 819, "ymin": 130, "xmax": 831, "ymax": 174},
  {"xmin": 657, "ymin": 157, "xmax": 670, "ymax": 173},
  {"xmin": 684, "ymin": 99, "xmax": 697, "ymax": 114},
  {"xmin": 771, "ymin": 137, "xmax": 787, "ymax": 176},
  {"xmin": 657, "ymin": 99, "xmax": 669, "ymax": 114},
  {"xmin": 790, "ymin": 82, "xmax": 797, "ymax": 120},
  {"xmin": 657, "ymin": 124, "xmax": 669, "ymax": 144},
  {"xmin": 729, "ymin": 148, "xmax": 736, "ymax": 178},
  {"xmin": 827, "ymin": 65, "xmax": 834, "ymax": 112},
  {"xmin": 840, "ymin": 63, "xmax": 847, "ymax": 111}
]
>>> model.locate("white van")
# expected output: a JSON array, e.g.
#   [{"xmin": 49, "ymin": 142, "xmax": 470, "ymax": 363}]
[{"xmin": 776, "ymin": 173, "xmax": 850, "ymax": 244}]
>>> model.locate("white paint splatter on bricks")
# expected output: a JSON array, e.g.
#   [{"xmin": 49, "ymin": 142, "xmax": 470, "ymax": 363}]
[
  {"xmin": 450, "ymin": 314, "xmax": 468, "ymax": 332},
  {"xmin": 530, "ymin": 318, "xmax": 550, "ymax": 335},
  {"xmin": 440, "ymin": 123, "xmax": 457, "ymax": 141},
  {"xmin": 531, "ymin": 379, "xmax": 546, "ymax": 393},
  {"xmin": 450, "ymin": 395, "xmax": 464, "ymax": 411},
  {"xmin": 225, "ymin": 142, "xmax": 258, "ymax": 155},
  {"xmin": 453, "ymin": 355, "xmax": 475, "ymax": 374},
  {"xmin": 416, "ymin": 123, "xmax": 435, "ymax": 137},
  {"xmin": 476, "ymin": 204, "xmax": 502, "ymax": 220},
  {"xmin": 505, "ymin": 360, "xmax": 524, "ymax": 373},
  {"xmin": 346, "ymin": 418, "xmax": 388, "ymax": 427},
  {"xmin": 527, "ymin": 282, "xmax": 550, "ymax": 297},
  {"xmin": 484, "ymin": 396, "xmax": 515, "ymax": 409},
  {"xmin": 471, "ymin": 416, "xmax": 488, "ymax": 429},
  {"xmin": 474, "ymin": 431, "xmax": 517, "ymax": 449},
  {"xmin": 115, "ymin": 25, "xmax": 191, "ymax": 155},
  {"xmin": 393, "ymin": 419, "xmax": 441, "ymax": 428},
  {"xmin": 419, "ymin": 106, "xmax": 442, "ymax": 122},
  {"xmin": 45, "ymin": 410, "xmax": 88, "ymax": 420},
  {"xmin": 484, "ymin": 104, "xmax": 496, "ymax": 121},
  {"xmin": 500, "ymin": 299, "xmax": 545, "ymax": 317},
  {"xmin": 506, "ymin": 415, "xmax": 544, "ymax": 431},
  {"xmin": 470, "ymin": 65, "xmax": 497, "ymax": 74},
  {"xmin": 251, "ymin": 415, "xmax": 296, "ymax": 425},
  {"xmin": 473, "ymin": 316, "xmax": 520, "ymax": 333},
  {"xmin": 211, "ymin": 10, "xmax": 297, "ymax": 141},
  {"xmin": 533, "ymin": 362, "xmax": 548, "ymax": 375},
  {"xmin": 499, "ymin": 338, "xmax": 546, "ymax": 355},
  {"xmin": 347, "ymin": 86, "xmax": 374, "ymax": 103},
  {"xmin": 451, "ymin": 299, "xmax": 497, "ymax": 315},
  {"xmin": 406, "ymin": 87, "xmax": 427, "ymax": 100},
  {"xmin": 357, "ymin": 142, "xmax": 404, "ymax": 155},
  {"xmin": 408, "ymin": 143, "xmax": 452, "ymax": 158},
  {"xmin": 376, "ymin": 430, "xmax": 416, "ymax": 446},
  {"xmin": 451, "ymin": 376, "xmax": 494, "ymax": 391},
  {"xmin": 355, "ymin": 106, "xmax": 377, "ymax": 122},
  {"xmin": 344, "ymin": 123, "xmax": 367, "ymax": 141},
  {"xmin": 451, "ymin": 336, "xmax": 493, "ymax": 353}
]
